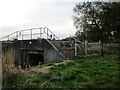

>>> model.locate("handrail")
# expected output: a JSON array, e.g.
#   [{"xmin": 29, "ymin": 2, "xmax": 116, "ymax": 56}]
[
  {"xmin": 1, "ymin": 31, "xmax": 19, "ymax": 40},
  {"xmin": 44, "ymin": 27, "xmax": 60, "ymax": 40},
  {"xmin": 0, "ymin": 27, "xmax": 61, "ymax": 41}
]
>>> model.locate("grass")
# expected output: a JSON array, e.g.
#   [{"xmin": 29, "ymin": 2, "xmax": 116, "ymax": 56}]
[
  {"xmin": 3, "ymin": 53, "xmax": 120, "ymax": 88},
  {"xmin": 3, "ymin": 73, "xmax": 25, "ymax": 88}
]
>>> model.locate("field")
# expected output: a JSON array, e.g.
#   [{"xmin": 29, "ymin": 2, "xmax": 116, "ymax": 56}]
[{"xmin": 3, "ymin": 53, "xmax": 120, "ymax": 88}]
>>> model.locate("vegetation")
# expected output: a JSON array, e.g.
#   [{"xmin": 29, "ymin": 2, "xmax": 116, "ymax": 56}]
[
  {"xmin": 73, "ymin": 2, "xmax": 120, "ymax": 42},
  {"xmin": 3, "ymin": 53, "xmax": 120, "ymax": 88},
  {"xmin": 2, "ymin": 2, "xmax": 120, "ymax": 89}
]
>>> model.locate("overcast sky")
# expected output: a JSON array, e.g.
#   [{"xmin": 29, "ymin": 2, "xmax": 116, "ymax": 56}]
[
  {"xmin": 0, "ymin": 0, "xmax": 85, "ymax": 39},
  {"xmin": 0, "ymin": 0, "xmax": 114, "ymax": 39}
]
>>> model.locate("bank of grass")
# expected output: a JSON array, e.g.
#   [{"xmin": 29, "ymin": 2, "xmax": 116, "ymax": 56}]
[{"xmin": 3, "ymin": 53, "xmax": 120, "ymax": 88}]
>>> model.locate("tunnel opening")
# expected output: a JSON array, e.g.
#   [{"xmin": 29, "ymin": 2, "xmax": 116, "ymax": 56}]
[{"xmin": 29, "ymin": 53, "xmax": 44, "ymax": 66}]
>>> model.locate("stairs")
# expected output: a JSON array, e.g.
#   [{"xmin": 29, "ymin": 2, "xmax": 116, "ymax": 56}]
[{"xmin": 50, "ymin": 40, "xmax": 75, "ymax": 58}]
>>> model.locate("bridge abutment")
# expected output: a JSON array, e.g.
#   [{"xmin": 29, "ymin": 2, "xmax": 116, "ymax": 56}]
[{"xmin": 2, "ymin": 39, "xmax": 64, "ymax": 67}]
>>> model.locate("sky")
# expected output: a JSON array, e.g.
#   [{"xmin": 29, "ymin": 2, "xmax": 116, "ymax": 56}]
[
  {"xmin": 0, "ymin": 0, "xmax": 84, "ymax": 39},
  {"xmin": 0, "ymin": 0, "xmax": 117, "ymax": 39}
]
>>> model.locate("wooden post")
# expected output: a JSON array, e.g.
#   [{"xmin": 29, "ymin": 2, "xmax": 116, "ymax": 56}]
[
  {"xmin": 85, "ymin": 40, "xmax": 88, "ymax": 57},
  {"xmin": 75, "ymin": 42, "xmax": 77, "ymax": 56},
  {"xmin": 0, "ymin": 41, "xmax": 2, "ymax": 90},
  {"xmin": 99, "ymin": 41, "xmax": 102, "ymax": 55}
]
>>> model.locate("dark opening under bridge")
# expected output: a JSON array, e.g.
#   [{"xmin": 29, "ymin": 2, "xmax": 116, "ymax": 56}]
[{"xmin": 1, "ymin": 27, "xmax": 75, "ymax": 67}]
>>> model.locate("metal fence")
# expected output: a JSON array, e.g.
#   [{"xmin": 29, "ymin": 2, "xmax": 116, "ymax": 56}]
[{"xmin": 0, "ymin": 27, "xmax": 60, "ymax": 41}]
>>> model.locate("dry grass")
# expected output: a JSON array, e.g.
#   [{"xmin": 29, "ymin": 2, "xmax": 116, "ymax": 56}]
[
  {"xmin": 17, "ymin": 60, "xmax": 74, "ymax": 77},
  {"xmin": 2, "ymin": 51, "xmax": 18, "ymax": 74}
]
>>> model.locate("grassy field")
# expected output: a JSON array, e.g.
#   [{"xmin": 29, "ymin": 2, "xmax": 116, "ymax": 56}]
[{"xmin": 3, "ymin": 53, "xmax": 120, "ymax": 88}]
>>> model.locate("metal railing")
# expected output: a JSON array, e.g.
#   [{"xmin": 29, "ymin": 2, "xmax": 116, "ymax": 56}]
[{"xmin": 0, "ymin": 27, "xmax": 61, "ymax": 41}]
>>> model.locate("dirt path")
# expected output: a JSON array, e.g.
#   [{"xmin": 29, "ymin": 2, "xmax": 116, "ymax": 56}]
[{"xmin": 19, "ymin": 60, "xmax": 74, "ymax": 77}]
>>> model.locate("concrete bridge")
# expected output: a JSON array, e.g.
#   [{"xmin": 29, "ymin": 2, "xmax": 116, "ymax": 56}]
[{"xmin": 1, "ymin": 27, "xmax": 74, "ymax": 67}]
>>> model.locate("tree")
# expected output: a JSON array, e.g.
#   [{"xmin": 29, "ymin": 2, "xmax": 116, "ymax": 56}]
[
  {"xmin": 75, "ymin": 30, "xmax": 85, "ymax": 41},
  {"xmin": 73, "ymin": 2, "xmax": 120, "ymax": 42}
]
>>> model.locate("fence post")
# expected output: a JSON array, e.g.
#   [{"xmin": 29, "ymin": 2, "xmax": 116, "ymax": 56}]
[
  {"xmin": 85, "ymin": 40, "xmax": 88, "ymax": 57},
  {"xmin": 75, "ymin": 42, "xmax": 77, "ymax": 56},
  {"xmin": 0, "ymin": 41, "xmax": 2, "ymax": 90},
  {"xmin": 99, "ymin": 41, "xmax": 102, "ymax": 55}
]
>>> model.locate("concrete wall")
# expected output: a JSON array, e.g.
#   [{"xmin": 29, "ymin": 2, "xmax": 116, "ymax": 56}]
[
  {"xmin": 2, "ymin": 42, "xmax": 15, "ymax": 66},
  {"xmin": 2, "ymin": 39, "xmax": 64, "ymax": 66}
]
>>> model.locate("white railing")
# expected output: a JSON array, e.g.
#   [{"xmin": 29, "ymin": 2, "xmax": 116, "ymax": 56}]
[{"xmin": 0, "ymin": 27, "xmax": 60, "ymax": 41}]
